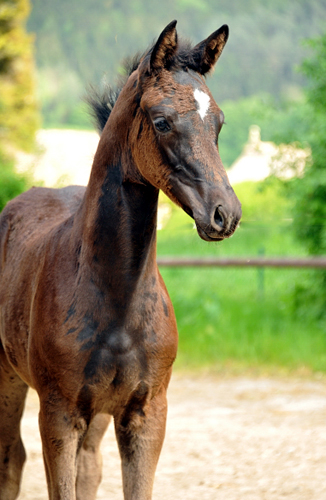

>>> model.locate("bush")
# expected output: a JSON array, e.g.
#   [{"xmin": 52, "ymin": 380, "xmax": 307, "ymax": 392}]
[
  {"xmin": 0, "ymin": 0, "xmax": 40, "ymax": 212},
  {"xmin": 0, "ymin": 150, "xmax": 29, "ymax": 212},
  {"xmin": 0, "ymin": 0, "xmax": 40, "ymax": 151},
  {"xmin": 269, "ymin": 33, "xmax": 326, "ymax": 320}
]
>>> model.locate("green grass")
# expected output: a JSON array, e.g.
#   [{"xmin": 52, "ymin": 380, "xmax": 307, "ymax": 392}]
[{"xmin": 156, "ymin": 181, "xmax": 326, "ymax": 374}]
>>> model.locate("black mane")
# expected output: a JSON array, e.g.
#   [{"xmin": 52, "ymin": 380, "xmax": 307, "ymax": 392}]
[
  {"xmin": 86, "ymin": 52, "xmax": 143, "ymax": 134},
  {"xmin": 86, "ymin": 39, "xmax": 197, "ymax": 134}
]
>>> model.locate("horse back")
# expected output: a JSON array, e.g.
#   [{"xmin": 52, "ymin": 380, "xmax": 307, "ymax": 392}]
[{"xmin": 0, "ymin": 185, "xmax": 84, "ymax": 266}]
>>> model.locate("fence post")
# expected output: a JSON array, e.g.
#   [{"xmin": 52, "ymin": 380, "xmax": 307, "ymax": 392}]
[{"xmin": 257, "ymin": 247, "xmax": 265, "ymax": 298}]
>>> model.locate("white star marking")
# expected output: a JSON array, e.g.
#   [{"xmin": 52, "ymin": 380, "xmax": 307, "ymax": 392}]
[{"xmin": 194, "ymin": 88, "xmax": 210, "ymax": 120}]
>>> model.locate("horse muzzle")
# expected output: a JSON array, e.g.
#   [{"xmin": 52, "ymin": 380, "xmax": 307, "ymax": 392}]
[
  {"xmin": 195, "ymin": 206, "xmax": 241, "ymax": 241},
  {"xmin": 191, "ymin": 192, "xmax": 242, "ymax": 242},
  {"xmin": 168, "ymin": 173, "xmax": 242, "ymax": 241}
]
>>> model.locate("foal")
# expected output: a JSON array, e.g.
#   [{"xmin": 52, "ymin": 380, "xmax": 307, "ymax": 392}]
[{"xmin": 0, "ymin": 21, "xmax": 241, "ymax": 500}]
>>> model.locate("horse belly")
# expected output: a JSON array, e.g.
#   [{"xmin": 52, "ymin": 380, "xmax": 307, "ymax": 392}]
[{"xmin": 0, "ymin": 253, "xmax": 41, "ymax": 385}]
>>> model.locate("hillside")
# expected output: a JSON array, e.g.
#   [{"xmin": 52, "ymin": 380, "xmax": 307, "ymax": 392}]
[{"xmin": 27, "ymin": 0, "xmax": 326, "ymax": 126}]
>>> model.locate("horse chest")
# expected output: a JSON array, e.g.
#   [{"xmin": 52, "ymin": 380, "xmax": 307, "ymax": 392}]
[
  {"xmin": 78, "ymin": 317, "xmax": 175, "ymax": 383},
  {"xmin": 63, "ymin": 321, "xmax": 176, "ymax": 416},
  {"xmin": 48, "ymin": 288, "xmax": 177, "ymax": 405}
]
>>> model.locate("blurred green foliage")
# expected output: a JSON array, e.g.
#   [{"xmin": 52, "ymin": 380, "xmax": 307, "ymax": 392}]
[
  {"xmin": 0, "ymin": 150, "xmax": 30, "ymax": 212},
  {"xmin": 0, "ymin": 0, "xmax": 40, "ymax": 150},
  {"xmin": 216, "ymin": 29, "xmax": 326, "ymax": 322},
  {"xmin": 219, "ymin": 93, "xmax": 313, "ymax": 167},
  {"xmin": 0, "ymin": 0, "xmax": 39, "ymax": 209},
  {"xmin": 157, "ymin": 185, "xmax": 325, "ymax": 373},
  {"xmin": 158, "ymin": 179, "xmax": 302, "ymax": 259},
  {"xmin": 276, "ymin": 33, "xmax": 326, "ymax": 319},
  {"xmin": 27, "ymin": 0, "xmax": 326, "ymax": 127},
  {"xmin": 291, "ymin": 34, "xmax": 326, "ymax": 256}
]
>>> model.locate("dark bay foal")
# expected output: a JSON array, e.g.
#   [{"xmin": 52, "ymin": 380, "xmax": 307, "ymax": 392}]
[{"xmin": 0, "ymin": 21, "xmax": 241, "ymax": 500}]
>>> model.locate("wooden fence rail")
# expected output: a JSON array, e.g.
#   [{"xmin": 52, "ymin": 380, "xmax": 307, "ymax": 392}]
[{"xmin": 157, "ymin": 257, "xmax": 326, "ymax": 268}]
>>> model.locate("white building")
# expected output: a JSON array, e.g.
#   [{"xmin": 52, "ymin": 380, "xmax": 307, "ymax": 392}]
[{"xmin": 227, "ymin": 125, "xmax": 309, "ymax": 185}]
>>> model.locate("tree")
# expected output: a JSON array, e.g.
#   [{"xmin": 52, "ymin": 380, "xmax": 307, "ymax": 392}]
[
  {"xmin": 27, "ymin": 0, "xmax": 326, "ymax": 126},
  {"xmin": 292, "ymin": 34, "xmax": 326, "ymax": 256},
  {"xmin": 285, "ymin": 33, "xmax": 326, "ymax": 319},
  {"xmin": 0, "ymin": 0, "xmax": 40, "ymax": 211},
  {"xmin": 0, "ymin": 0, "xmax": 40, "ymax": 151}
]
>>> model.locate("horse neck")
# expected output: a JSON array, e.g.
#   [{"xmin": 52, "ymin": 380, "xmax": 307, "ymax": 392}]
[{"xmin": 74, "ymin": 93, "xmax": 159, "ymax": 298}]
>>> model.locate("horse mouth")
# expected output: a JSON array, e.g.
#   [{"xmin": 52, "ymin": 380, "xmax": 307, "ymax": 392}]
[
  {"xmin": 195, "ymin": 217, "xmax": 241, "ymax": 242},
  {"xmin": 180, "ymin": 202, "xmax": 238, "ymax": 242},
  {"xmin": 180, "ymin": 203, "xmax": 225, "ymax": 241},
  {"xmin": 195, "ymin": 223, "xmax": 224, "ymax": 242}
]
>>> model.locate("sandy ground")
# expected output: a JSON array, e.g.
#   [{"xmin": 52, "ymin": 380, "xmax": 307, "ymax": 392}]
[{"xmin": 18, "ymin": 374, "xmax": 326, "ymax": 500}]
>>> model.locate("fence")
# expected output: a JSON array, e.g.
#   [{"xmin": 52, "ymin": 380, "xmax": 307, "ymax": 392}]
[
  {"xmin": 157, "ymin": 257, "xmax": 326, "ymax": 268},
  {"xmin": 157, "ymin": 256, "xmax": 326, "ymax": 299}
]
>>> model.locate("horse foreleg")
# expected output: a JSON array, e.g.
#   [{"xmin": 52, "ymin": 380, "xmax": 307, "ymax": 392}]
[
  {"xmin": 76, "ymin": 413, "xmax": 111, "ymax": 500},
  {"xmin": 114, "ymin": 385, "xmax": 168, "ymax": 500},
  {"xmin": 38, "ymin": 397, "xmax": 87, "ymax": 500},
  {"xmin": 0, "ymin": 351, "xmax": 28, "ymax": 500}
]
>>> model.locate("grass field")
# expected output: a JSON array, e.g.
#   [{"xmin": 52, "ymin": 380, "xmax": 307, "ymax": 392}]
[{"xmin": 156, "ymin": 181, "xmax": 326, "ymax": 374}]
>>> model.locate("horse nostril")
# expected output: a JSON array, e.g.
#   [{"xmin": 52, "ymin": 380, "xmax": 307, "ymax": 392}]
[{"xmin": 214, "ymin": 206, "xmax": 224, "ymax": 229}]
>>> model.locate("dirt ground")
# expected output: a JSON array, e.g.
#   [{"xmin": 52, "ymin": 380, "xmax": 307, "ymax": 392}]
[{"xmin": 18, "ymin": 373, "xmax": 326, "ymax": 500}]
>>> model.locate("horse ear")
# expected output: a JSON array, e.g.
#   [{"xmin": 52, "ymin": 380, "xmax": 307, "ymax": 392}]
[
  {"xmin": 150, "ymin": 20, "xmax": 178, "ymax": 71},
  {"xmin": 191, "ymin": 24, "xmax": 229, "ymax": 75}
]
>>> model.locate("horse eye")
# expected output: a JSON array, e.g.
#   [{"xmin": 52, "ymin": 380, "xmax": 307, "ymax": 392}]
[{"xmin": 154, "ymin": 118, "xmax": 171, "ymax": 133}]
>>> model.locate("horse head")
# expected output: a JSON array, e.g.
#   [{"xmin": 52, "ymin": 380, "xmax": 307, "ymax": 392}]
[{"xmin": 129, "ymin": 20, "xmax": 242, "ymax": 241}]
